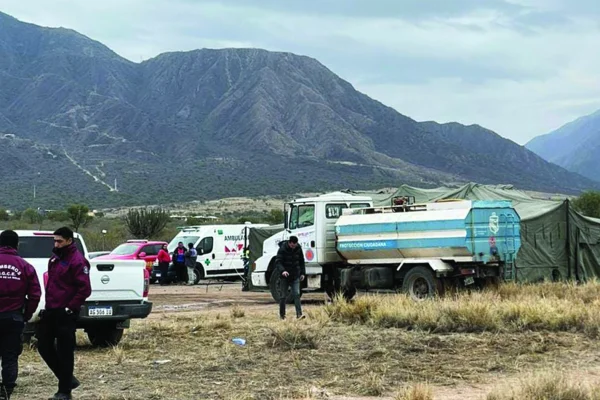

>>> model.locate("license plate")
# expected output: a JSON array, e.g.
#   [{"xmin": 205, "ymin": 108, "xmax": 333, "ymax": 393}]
[
  {"xmin": 88, "ymin": 306, "xmax": 113, "ymax": 316},
  {"xmin": 464, "ymin": 277, "xmax": 475, "ymax": 286},
  {"xmin": 155, "ymin": 272, "xmax": 161, "ymax": 277}
]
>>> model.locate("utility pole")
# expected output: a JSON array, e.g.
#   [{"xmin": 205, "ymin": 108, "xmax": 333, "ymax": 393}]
[{"xmin": 33, "ymin": 171, "xmax": 40, "ymax": 205}]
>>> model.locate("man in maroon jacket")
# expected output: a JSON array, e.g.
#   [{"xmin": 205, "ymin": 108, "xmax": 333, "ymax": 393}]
[
  {"xmin": 0, "ymin": 230, "xmax": 41, "ymax": 400},
  {"xmin": 37, "ymin": 227, "xmax": 91, "ymax": 400}
]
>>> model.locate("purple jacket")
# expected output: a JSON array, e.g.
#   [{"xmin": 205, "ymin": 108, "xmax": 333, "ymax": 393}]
[
  {"xmin": 0, "ymin": 246, "xmax": 41, "ymax": 320},
  {"xmin": 45, "ymin": 243, "xmax": 91, "ymax": 311}
]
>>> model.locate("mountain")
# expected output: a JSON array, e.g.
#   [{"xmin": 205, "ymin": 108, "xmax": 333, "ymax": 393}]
[
  {"xmin": 0, "ymin": 11, "xmax": 597, "ymax": 210},
  {"xmin": 525, "ymin": 110, "xmax": 600, "ymax": 182}
]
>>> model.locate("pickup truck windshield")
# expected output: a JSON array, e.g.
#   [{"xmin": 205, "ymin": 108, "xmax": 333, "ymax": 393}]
[
  {"xmin": 110, "ymin": 243, "xmax": 139, "ymax": 255},
  {"xmin": 17, "ymin": 236, "xmax": 85, "ymax": 258}
]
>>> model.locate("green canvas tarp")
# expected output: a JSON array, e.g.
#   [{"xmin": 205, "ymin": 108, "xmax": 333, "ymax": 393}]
[{"xmin": 247, "ymin": 224, "xmax": 284, "ymax": 268}]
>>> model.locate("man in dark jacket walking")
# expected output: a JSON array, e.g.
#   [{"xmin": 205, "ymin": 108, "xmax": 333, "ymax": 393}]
[
  {"xmin": 274, "ymin": 236, "xmax": 305, "ymax": 319},
  {"xmin": 0, "ymin": 230, "xmax": 41, "ymax": 400},
  {"xmin": 37, "ymin": 227, "xmax": 91, "ymax": 400}
]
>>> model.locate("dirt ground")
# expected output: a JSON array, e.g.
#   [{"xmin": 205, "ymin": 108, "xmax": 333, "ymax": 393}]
[
  {"xmin": 13, "ymin": 283, "xmax": 600, "ymax": 400},
  {"xmin": 143, "ymin": 284, "xmax": 600, "ymax": 399}
]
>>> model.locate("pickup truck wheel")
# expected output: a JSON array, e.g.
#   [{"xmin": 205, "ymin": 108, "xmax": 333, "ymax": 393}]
[
  {"xmin": 87, "ymin": 325, "xmax": 124, "ymax": 347},
  {"xmin": 269, "ymin": 274, "xmax": 300, "ymax": 304},
  {"xmin": 402, "ymin": 266, "xmax": 438, "ymax": 300}
]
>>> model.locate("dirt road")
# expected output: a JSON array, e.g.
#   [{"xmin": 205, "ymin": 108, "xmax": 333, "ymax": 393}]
[{"xmin": 148, "ymin": 281, "xmax": 327, "ymax": 316}]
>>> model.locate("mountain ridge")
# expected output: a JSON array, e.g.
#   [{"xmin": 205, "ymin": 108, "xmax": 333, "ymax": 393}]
[
  {"xmin": 0, "ymin": 11, "xmax": 597, "ymax": 210},
  {"xmin": 526, "ymin": 109, "xmax": 600, "ymax": 182}
]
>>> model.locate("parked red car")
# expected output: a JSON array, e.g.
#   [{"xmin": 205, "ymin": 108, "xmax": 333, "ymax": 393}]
[{"xmin": 94, "ymin": 240, "xmax": 168, "ymax": 274}]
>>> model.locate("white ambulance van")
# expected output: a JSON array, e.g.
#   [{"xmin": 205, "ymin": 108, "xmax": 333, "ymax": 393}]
[{"xmin": 167, "ymin": 223, "xmax": 268, "ymax": 280}]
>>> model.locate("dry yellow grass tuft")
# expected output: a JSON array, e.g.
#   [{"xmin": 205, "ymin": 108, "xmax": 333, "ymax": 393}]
[
  {"xmin": 230, "ymin": 304, "xmax": 246, "ymax": 319},
  {"xmin": 325, "ymin": 281, "xmax": 600, "ymax": 337},
  {"xmin": 487, "ymin": 373, "xmax": 600, "ymax": 400},
  {"xmin": 394, "ymin": 384, "xmax": 433, "ymax": 400},
  {"xmin": 267, "ymin": 319, "xmax": 324, "ymax": 350}
]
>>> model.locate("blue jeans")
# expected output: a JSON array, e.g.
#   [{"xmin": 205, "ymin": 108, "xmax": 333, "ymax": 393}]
[{"xmin": 279, "ymin": 278, "xmax": 302, "ymax": 318}]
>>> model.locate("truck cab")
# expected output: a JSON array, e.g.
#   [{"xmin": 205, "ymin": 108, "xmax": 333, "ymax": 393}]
[{"xmin": 251, "ymin": 192, "xmax": 373, "ymax": 302}]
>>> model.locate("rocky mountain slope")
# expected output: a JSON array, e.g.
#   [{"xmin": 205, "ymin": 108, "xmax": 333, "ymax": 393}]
[
  {"xmin": 0, "ymin": 11, "xmax": 597, "ymax": 210},
  {"xmin": 526, "ymin": 110, "xmax": 600, "ymax": 182}
]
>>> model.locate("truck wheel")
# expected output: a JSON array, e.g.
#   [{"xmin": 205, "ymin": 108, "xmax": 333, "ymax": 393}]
[
  {"xmin": 402, "ymin": 266, "xmax": 438, "ymax": 300},
  {"xmin": 269, "ymin": 274, "xmax": 301, "ymax": 304},
  {"xmin": 87, "ymin": 325, "xmax": 124, "ymax": 347}
]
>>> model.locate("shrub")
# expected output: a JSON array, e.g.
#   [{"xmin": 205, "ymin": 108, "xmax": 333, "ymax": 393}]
[{"xmin": 124, "ymin": 208, "xmax": 170, "ymax": 239}]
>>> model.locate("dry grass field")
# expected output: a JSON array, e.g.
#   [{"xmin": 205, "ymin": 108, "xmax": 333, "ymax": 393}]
[{"xmin": 12, "ymin": 282, "xmax": 600, "ymax": 399}]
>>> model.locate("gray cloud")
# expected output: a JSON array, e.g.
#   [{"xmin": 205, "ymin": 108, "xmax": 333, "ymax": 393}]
[{"xmin": 198, "ymin": 0, "xmax": 525, "ymax": 20}]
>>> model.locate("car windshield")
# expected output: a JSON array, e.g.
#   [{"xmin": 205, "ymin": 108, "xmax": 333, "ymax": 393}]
[
  {"xmin": 168, "ymin": 236, "xmax": 200, "ymax": 252},
  {"xmin": 110, "ymin": 243, "xmax": 139, "ymax": 255},
  {"xmin": 17, "ymin": 236, "xmax": 85, "ymax": 258}
]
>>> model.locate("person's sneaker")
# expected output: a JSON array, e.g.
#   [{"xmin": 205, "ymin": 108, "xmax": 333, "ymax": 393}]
[
  {"xmin": 280, "ymin": 315, "xmax": 285, "ymax": 320},
  {"xmin": 297, "ymin": 315, "xmax": 306, "ymax": 320},
  {"xmin": 72, "ymin": 376, "xmax": 80, "ymax": 390}
]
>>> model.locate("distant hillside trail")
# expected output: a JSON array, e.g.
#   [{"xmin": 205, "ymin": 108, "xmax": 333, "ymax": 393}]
[{"xmin": 62, "ymin": 149, "xmax": 115, "ymax": 191}]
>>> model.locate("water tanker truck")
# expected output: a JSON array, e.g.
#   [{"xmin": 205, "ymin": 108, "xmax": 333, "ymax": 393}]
[{"xmin": 250, "ymin": 192, "xmax": 521, "ymax": 301}]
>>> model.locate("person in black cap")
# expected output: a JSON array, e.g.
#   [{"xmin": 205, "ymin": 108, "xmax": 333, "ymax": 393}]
[
  {"xmin": 274, "ymin": 236, "xmax": 306, "ymax": 319},
  {"xmin": 0, "ymin": 230, "xmax": 41, "ymax": 400}
]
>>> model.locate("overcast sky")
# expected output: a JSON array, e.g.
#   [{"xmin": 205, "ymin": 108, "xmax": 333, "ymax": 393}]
[{"xmin": 3, "ymin": 0, "xmax": 600, "ymax": 145}]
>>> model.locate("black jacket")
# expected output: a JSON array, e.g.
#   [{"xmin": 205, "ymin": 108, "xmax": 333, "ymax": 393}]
[{"xmin": 275, "ymin": 241, "xmax": 306, "ymax": 280}]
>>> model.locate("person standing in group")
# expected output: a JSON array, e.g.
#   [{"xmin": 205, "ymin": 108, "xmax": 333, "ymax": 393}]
[
  {"xmin": 184, "ymin": 243, "xmax": 198, "ymax": 286},
  {"xmin": 37, "ymin": 227, "xmax": 91, "ymax": 400},
  {"xmin": 172, "ymin": 242, "xmax": 187, "ymax": 284},
  {"xmin": 0, "ymin": 230, "xmax": 41, "ymax": 400},
  {"xmin": 156, "ymin": 244, "xmax": 171, "ymax": 285},
  {"xmin": 274, "ymin": 236, "xmax": 305, "ymax": 320},
  {"xmin": 241, "ymin": 247, "xmax": 251, "ymax": 292}
]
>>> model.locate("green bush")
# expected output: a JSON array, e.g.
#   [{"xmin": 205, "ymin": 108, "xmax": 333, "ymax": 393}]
[
  {"xmin": 67, "ymin": 204, "xmax": 93, "ymax": 232},
  {"xmin": 573, "ymin": 191, "xmax": 600, "ymax": 218}
]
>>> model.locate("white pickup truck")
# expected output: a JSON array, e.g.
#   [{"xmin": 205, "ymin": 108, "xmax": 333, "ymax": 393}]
[{"xmin": 13, "ymin": 230, "xmax": 153, "ymax": 347}]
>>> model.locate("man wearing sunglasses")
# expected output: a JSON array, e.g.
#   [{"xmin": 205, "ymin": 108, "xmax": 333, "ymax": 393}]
[
  {"xmin": 0, "ymin": 230, "xmax": 41, "ymax": 400},
  {"xmin": 37, "ymin": 227, "xmax": 91, "ymax": 400}
]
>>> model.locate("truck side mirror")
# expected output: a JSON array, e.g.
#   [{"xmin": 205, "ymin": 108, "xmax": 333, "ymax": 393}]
[{"xmin": 284, "ymin": 211, "xmax": 289, "ymax": 230}]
